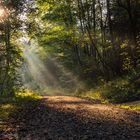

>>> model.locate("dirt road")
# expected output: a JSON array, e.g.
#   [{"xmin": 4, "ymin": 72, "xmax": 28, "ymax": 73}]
[{"xmin": 1, "ymin": 96, "xmax": 140, "ymax": 140}]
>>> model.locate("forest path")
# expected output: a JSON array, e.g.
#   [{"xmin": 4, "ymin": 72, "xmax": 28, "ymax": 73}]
[{"xmin": 2, "ymin": 96, "xmax": 140, "ymax": 140}]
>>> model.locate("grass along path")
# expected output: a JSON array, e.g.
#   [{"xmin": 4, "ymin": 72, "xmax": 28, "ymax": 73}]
[{"xmin": 0, "ymin": 95, "xmax": 140, "ymax": 140}]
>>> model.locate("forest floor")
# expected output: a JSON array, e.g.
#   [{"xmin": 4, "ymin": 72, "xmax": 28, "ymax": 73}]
[{"xmin": 0, "ymin": 95, "xmax": 140, "ymax": 140}]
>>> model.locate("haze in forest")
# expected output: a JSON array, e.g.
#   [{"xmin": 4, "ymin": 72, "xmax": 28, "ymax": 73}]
[
  {"xmin": 19, "ymin": 38, "xmax": 83, "ymax": 95},
  {"xmin": 0, "ymin": 0, "xmax": 139, "ymax": 103},
  {"xmin": 0, "ymin": 1, "xmax": 140, "ymax": 139}
]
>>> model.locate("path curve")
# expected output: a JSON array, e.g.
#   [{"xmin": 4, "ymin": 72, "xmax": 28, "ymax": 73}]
[{"xmin": 3, "ymin": 96, "xmax": 140, "ymax": 140}]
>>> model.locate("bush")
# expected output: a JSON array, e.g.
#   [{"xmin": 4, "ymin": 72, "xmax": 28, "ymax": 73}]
[
  {"xmin": 78, "ymin": 69, "xmax": 140, "ymax": 103},
  {"xmin": 100, "ymin": 73, "xmax": 140, "ymax": 103}
]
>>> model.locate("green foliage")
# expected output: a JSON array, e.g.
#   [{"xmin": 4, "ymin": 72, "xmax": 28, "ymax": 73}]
[
  {"xmin": 23, "ymin": 0, "xmax": 140, "ymax": 103},
  {"xmin": 120, "ymin": 40, "xmax": 133, "ymax": 71},
  {"xmin": 118, "ymin": 101, "xmax": 140, "ymax": 111},
  {"xmin": 100, "ymin": 78, "xmax": 133, "ymax": 103},
  {"xmin": 80, "ymin": 70, "xmax": 140, "ymax": 103},
  {"xmin": 0, "ymin": 0, "xmax": 26, "ymax": 95},
  {"xmin": 0, "ymin": 91, "xmax": 41, "ymax": 120}
]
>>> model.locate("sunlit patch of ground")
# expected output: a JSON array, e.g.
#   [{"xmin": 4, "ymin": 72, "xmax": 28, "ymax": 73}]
[
  {"xmin": 0, "ymin": 104, "xmax": 16, "ymax": 120},
  {"xmin": 79, "ymin": 90, "xmax": 140, "ymax": 111},
  {"xmin": 0, "ymin": 91, "xmax": 41, "ymax": 120},
  {"xmin": 0, "ymin": 92, "xmax": 41, "ymax": 139},
  {"xmin": 118, "ymin": 101, "xmax": 140, "ymax": 111},
  {"xmin": 79, "ymin": 90, "xmax": 105, "ymax": 102},
  {"xmin": 40, "ymin": 87, "xmax": 74, "ymax": 96}
]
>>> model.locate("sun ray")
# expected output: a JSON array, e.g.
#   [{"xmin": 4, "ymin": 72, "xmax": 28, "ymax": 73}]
[{"xmin": 18, "ymin": 37, "xmax": 85, "ymax": 95}]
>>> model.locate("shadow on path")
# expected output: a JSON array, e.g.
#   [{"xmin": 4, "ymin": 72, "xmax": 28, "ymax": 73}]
[{"xmin": 2, "ymin": 96, "xmax": 140, "ymax": 140}]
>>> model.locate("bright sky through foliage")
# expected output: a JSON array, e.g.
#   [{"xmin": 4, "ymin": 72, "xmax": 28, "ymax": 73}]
[
  {"xmin": 0, "ymin": 5, "xmax": 10, "ymax": 21},
  {"xmin": 0, "ymin": 6, "xmax": 5, "ymax": 20}
]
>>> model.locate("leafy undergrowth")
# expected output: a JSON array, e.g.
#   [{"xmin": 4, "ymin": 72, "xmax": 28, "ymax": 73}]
[
  {"xmin": 0, "ymin": 91, "xmax": 41, "ymax": 121},
  {"xmin": 78, "ymin": 72, "xmax": 140, "ymax": 110},
  {"xmin": 77, "ymin": 89, "xmax": 106, "ymax": 103},
  {"xmin": 78, "ymin": 89, "xmax": 140, "ymax": 111}
]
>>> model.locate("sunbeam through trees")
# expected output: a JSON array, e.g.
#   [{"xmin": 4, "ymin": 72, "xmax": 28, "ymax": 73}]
[{"xmin": 0, "ymin": 0, "xmax": 140, "ymax": 139}]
